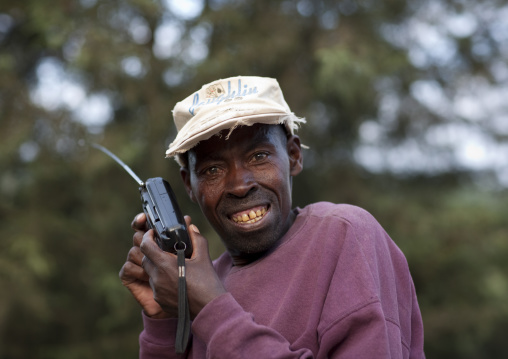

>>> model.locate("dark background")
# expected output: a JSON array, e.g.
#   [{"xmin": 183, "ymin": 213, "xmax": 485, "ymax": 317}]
[{"xmin": 1, "ymin": 0, "xmax": 507, "ymax": 358}]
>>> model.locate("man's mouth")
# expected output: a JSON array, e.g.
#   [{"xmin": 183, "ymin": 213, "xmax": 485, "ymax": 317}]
[{"xmin": 231, "ymin": 206, "xmax": 268, "ymax": 224}]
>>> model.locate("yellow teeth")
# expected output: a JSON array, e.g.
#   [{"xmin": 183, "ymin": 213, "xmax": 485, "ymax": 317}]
[{"xmin": 233, "ymin": 207, "xmax": 267, "ymax": 223}]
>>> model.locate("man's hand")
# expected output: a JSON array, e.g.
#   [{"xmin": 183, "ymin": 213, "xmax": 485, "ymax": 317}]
[
  {"xmin": 140, "ymin": 216, "xmax": 227, "ymax": 319},
  {"xmin": 119, "ymin": 213, "xmax": 172, "ymax": 319}
]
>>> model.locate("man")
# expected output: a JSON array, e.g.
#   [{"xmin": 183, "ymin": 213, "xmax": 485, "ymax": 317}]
[{"xmin": 119, "ymin": 76, "xmax": 425, "ymax": 358}]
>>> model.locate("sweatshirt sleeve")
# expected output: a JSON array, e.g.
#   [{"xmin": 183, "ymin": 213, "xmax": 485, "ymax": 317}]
[
  {"xmin": 315, "ymin": 205, "xmax": 425, "ymax": 359},
  {"xmin": 191, "ymin": 293, "xmax": 314, "ymax": 358},
  {"xmin": 317, "ymin": 298, "xmax": 394, "ymax": 358},
  {"xmin": 139, "ymin": 312, "xmax": 187, "ymax": 359}
]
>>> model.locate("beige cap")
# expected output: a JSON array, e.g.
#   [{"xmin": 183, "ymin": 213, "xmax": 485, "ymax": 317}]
[{"xmin": 165, "ymin": 76, "xmax": 305, "ymax": 159}]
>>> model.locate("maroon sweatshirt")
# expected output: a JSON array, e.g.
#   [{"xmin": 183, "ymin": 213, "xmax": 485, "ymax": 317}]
[{"xmin": 139, "ymin": 202, "xmax": 425, "ymax": 358}]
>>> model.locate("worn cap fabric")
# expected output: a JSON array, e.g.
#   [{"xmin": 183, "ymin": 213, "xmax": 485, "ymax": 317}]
[{"xmin": 165, "ymin": 76, "xmax": 305, "ymax": 158}]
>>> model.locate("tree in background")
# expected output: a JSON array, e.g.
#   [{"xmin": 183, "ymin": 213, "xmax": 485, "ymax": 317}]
[{"xmin": 1, "ymin": 0, "xmax": 507, "ymax": 358}]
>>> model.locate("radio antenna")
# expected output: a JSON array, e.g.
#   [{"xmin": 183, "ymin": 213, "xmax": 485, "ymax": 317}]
[{"xmin": 91, "ymin": 143, "xmax": 144, "ymax": 186}]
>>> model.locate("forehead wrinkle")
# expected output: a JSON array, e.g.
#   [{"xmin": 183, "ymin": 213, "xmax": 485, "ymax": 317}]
[
  {"xmin": 188, "ymin": 125, "xmax": 289, "ymax": 174},
  {"xmin": 242, "ymin": 124, "xmax": 287, "ymax": 151}
]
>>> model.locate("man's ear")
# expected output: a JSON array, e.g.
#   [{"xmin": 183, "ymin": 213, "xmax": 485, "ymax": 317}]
[
  {"xmin": 287, "ymin": 135, "xmax": 303, "ymax": 176},
  {"xmin": 180, "ymin": 167, "xmax": 197, "ymax": 203}
]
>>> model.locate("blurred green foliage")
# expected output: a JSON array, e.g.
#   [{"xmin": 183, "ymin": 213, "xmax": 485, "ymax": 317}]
[{"xmin": 1, "ymin": 0, "xmax": 507, "ymax": 358}]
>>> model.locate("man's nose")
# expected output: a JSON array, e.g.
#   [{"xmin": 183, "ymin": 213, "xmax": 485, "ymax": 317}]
[{"xmin": 225, "ymin": 164, "xmax": 257, "ymax": 198}]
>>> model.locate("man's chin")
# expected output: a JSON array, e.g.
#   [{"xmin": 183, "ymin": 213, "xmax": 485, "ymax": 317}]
[{"xmin": 218, "ymin": 223, "xmax": 283, "ymax": 258}]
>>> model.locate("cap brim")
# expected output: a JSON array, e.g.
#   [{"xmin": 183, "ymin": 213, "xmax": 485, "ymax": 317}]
[{"xmin": 165, "ymin": 113, "xmax": 291, "ymax": 157}]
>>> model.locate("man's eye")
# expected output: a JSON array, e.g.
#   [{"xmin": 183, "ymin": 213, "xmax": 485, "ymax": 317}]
[
  {"xmin": 205, "ymin": 166, "xmax": 220, "ymax": 175},
  {"xmin": 252, "ymin": 152, "xmax": 268, "ymax": 162}
]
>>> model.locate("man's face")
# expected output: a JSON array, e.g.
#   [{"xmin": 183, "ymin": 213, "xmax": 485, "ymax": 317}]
[{"xmin": 181, "ymin": 124, "xmax": 303, "ymax": 261}]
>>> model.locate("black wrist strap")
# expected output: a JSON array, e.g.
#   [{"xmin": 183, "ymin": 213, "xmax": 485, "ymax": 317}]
[{"xmin": 175, "ymin": 247, "xmax": 190, "ymax": 354}]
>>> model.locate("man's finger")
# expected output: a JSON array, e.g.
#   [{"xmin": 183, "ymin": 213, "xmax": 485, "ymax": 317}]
[
  {"xmin": 120, "ymin": 260, "xmax": 150, "ymax": 283},
  {"xmin": 126, "ymin": 246, "xmax": 144, "ymax": 266},
  {"xmin": 133, "ymin": 229, "xmax": 144, "ymax": 247},
  {"xmin": 140, "ymin": 229, "xmax": 174, "ymax": 264},
  {"xmin": 184, "ymin": 218, "xmax": 209, "ymax": 260},
  {"xmin": 131, "ymin": 213, "xmax": 148, "ymax": 231},
  {"xmin": 141, "ymin": 255, "xmax": 151, "ymax": 272}
]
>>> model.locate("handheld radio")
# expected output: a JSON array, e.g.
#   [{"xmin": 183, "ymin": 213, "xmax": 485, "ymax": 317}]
[{"xmin": 92, "ymin": 144, "xmax": 192, "ymax": 258}]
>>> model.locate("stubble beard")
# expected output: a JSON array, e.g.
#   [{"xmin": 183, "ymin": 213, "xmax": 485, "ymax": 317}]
[{"xmin": 214, "ymin": 190, "xmax": 290, "ymax": 257}]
